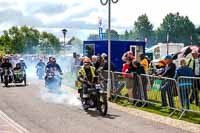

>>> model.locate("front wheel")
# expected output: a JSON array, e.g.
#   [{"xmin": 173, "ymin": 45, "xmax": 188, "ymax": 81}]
[
  {"xmin": 4, "ymin": 76, "xmax": 9, "ymax": 87},
  {"xmin": 24, "ymin": 78, "xmax": 26, "ymax": 86},
  {"xmin": 79, "ymin": 89, "xmax": 89, "ymax": 111},
  {"xmin": 98, "ymin": 94, "xmax": 108, "ymax": 116}
]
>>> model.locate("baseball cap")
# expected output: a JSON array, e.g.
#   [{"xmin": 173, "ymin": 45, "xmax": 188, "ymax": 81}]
[{"xmin": 164, "ymin": 55, "xmax": 172, "ymax": 60}]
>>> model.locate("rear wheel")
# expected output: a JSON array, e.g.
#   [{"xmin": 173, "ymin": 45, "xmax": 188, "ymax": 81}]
[
  {"xmin": 98, "ymin": 94, "xmax": 108, "ymax": 116},
  {"xmin": 24, "ymin": 78, "xmax": 26, "ymax": 86}
]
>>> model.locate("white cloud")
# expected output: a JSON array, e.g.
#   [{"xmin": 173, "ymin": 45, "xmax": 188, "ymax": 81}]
[{"xmin": 0, "ymin": 0, "xmax": 200, "ymax": 40}]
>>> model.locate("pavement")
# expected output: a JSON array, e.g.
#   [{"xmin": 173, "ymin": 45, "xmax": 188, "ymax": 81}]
[{"xmin": 0, "ymin": 78, "xmax": 195, "ymax": 133}]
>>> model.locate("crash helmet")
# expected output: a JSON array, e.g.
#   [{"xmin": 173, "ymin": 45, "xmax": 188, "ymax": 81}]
[
  {"xmin": 16, "ymin": 63, "xmax": 21, "ymax": 68},
  {"xmin": 52, "ymin": 57, "xmax": 56, "ymax": 62},
  {"xmin": 19, "ymin": 58, "xmax": 24, "ymax": 61}
]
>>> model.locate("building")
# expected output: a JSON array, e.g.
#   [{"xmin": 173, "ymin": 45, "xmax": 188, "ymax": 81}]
[{"xmin": 83, "ymin": 40, "xmax": 145, "ymax": 71}]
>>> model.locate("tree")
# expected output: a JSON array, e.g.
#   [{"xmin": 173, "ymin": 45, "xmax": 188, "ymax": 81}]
[
  {"xmin": 105, "ymin": 29, "xmax": 119, "ymax": 40},
  {"xmin": 0, "ymin": 26, "xmax": 61, "ymax": 54},
  {"xmin": 87, "ymin": 34, "xmax": 99, "ymax": 40},
  {"xmin": 133, "ymin": 14, "xmax": 155, "ymax": 47},
  {"xmin": 40, "ymin": 31, "xmax": 60, "ymax": 54},
  {"xmin": 20, "ymin": 26, "xmax": 40, "ymax": 54},
  {"xmin": 196, "ymin": 26, "xmax": 200, "ymax": 45},
  {"xmin": 156, "ymin": 12, "xmax": 198, "ymax": 45}
]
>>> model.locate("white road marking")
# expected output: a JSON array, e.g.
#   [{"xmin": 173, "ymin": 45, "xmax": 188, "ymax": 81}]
[{"xmin": 0, "ymin": 111, "xmax": 30, "ymax": 133}]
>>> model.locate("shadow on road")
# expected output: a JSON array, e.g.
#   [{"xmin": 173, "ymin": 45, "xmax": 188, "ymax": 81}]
[
  {"xmin": 85, "ymin": 110, "xmax": 120, "ymax": 119},
  {"xmin": 2, "ymin": 84, "xmax": 28, "ymax": 88}
]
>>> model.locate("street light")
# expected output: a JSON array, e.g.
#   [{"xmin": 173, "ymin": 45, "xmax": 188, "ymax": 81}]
[
  {"xmin": 190, "ymin": 35, "xmax": 193, "ymax": 45},
  {"xmin": 62, "ymin": 29, "xmax": 67, "ymax": 55},
  {"xmin": 167, "ymin": 32, "xmax": 169, "ymax": 55},
  {"xmin": 100, "ymin": 0, "xmax": 119, "ymax": 99},
  {"xmin": 62, "ymin": 29, "xmax": 67, "ymax": 46}
]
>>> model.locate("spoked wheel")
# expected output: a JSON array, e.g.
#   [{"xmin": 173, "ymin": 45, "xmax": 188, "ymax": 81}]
[
  {"xmin": 79, "ymin": 90, "xmax": 88, "ymax": 111},
  {"xmin": 98, "ymin": 94, "xmax": 108, "ymax": 116}
]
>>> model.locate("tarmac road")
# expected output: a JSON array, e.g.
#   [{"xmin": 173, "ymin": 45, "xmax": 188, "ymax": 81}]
[{"xmin": 0, "ymin": 79, "xmax": 190, "ymax": 133}]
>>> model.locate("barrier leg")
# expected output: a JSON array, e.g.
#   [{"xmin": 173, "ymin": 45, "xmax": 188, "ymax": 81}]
[
  {"xmin": 179, "ymin": 110, "xmax": 186, "ymax": 120},
  {"xmin": 168, "ymin": 109, "xmax": 177, "ymax": 117}
]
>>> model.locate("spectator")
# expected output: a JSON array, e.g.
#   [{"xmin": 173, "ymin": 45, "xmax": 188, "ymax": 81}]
[
  {"xmin": 140, "ymin": 54, "xmax": 149, "ymax": 73},
  {"xmin": 122, "ymin": 56, "xmax": 134, "ymax": 101},
  {"xmin": 126, "ymin": 60, "xmax": 146, "ymax": 103},
  {"xmin": 159, "ymin": 55, "xmax": 176, "ymax": 108},
  {"xmin": 122, "ymin": 51, "xmax": 134, "ymax": 62},
  {"xmin": 102, "ymin": 56, "xmax": 115, "ymax": 92},
  {"xmin": 175, "ymin": 59, "xmax": 193, "ymax": 110},
  {"xmin": 102, "ymin": 56, "xmax": 115, "ymax": 72},
  {"xmin": 94, "ymin": 55, "xmax": 103, "ymax": 71},
  {"xmin": 91, "ymin": 55, "xmax": 97, "ymax": 67},
  {"xmin": 187, "ymin": 50, "xmax": 200, "ymax": 106}
]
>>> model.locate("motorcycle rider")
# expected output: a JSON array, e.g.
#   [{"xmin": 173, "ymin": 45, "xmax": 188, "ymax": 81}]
[
  {"xmin": 45, "ymin": 57, "xmax": 63, "ymax": 87},
  {"xmin": 19, "ymin": 58, "xmax": 27, "ymax": 72},
  {"xmin": 45, "ymin": 57, "xmax": 62, "ymax": 75},
  {"xmin": 78, "ymin": 58, "xmax": 96, "ymax": 98},
  {"xmin": 36, "ymin": 58, "xmax": 46, "ymax": 79},
  {"xmin": 1, "ymin": 57, "xmax": 13, "ymax": 82},
  {"xmin": 13, "ymin": 63, "xmax": 23, "ymax": 81}
]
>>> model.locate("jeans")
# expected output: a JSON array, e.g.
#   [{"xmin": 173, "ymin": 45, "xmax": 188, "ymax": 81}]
[
  {"xmin": 179, "ymin": 87, "xmax": 190, "ymax": 110},
  {"xmin": 190, "ymin": 77, "xmax": 200, "ymax": 106},
  {"xmin": 161, "ymin": 81, "xmax": 175, "ymax": 108}
]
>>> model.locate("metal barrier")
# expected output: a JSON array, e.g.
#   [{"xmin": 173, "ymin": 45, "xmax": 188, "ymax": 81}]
[
  {"xmin": 109, "ymin": 71, "xmax": 182, "ymax": 118},
  {"xmin": 177, "ymin": 76, "xmax": 200, "ymax": 119}
]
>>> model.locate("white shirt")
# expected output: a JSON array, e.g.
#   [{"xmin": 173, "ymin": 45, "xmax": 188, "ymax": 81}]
[{"xmin": 194, "ymin": 59, "xmax": 200, "ymax": 76}]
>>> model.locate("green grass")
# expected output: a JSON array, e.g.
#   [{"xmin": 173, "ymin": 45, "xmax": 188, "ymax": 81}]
[{"xmin": 112, "ymin": 96, "xmax": 200, "ymax": 124}]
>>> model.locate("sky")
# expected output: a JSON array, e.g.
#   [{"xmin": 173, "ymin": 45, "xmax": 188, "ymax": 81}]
[{"xmin": 0, "ymin": 0, "xmax": 199, "ymax": 40}]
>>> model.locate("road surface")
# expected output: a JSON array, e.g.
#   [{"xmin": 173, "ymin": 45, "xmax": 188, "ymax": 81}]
[{"xmin": 0, "ymin": 78, "xmax": 190, "ymax": 133}]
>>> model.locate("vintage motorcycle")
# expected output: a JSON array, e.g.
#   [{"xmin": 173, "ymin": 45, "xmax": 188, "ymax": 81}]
[
  {"xmin": 78, "ymin": 76, "xmax": 108, "ymax": 116},
  {"xmin": 36, "ymin": 65, "xmax": 45, "ymax": 80},
  {"xmin": 2, "ymin": 68, "xmax": 12, "ymax": 87},
  {"xmin": 13, "ymin": 69, "xmax": 26, "ymax": 86},
  {"xmin": 45, "ymin": 68, "xmax": 62, "ymax": 93}
]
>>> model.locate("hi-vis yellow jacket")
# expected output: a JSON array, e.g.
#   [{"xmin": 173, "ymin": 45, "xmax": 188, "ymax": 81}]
[{"xmin": 76, "ymin": 66, "xmax": 96, "ymax": 89}]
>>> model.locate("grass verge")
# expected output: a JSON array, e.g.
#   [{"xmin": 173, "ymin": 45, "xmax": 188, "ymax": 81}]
[{"xmin": 113, "ymin": 97, "xmax": 200, "ymax": 124}]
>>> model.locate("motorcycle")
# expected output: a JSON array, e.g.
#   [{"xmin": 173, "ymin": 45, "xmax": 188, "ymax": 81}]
[
  {"xmin": 2, "ymin": 68, "xmax": 12, "ymax": 87},
  {"xmin": 78, "ymin": 76, "xmax": 108, "ymax": 116},
  {"xmin": 45, "ymin": 69, "xmax": 62, "ymax": 93},
  {"xmin": 36, "ymin": 66, "xmax": 45, "ymax": 80},
  {"xmin": 13, "ymin": 69, "xmax": 26, "ymax": 86}
]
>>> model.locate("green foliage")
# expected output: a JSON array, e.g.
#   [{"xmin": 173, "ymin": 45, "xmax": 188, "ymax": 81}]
[
  {"xmin": 0, "ymin": 25, "xmax": 61, "ymax": 54},
  {"xmin": 156, "ymin": 12, "xmax": 198, "ymax": 45},
  {"xmin": 105, "ymin": 29, "xmax": 120, "ymax": 40},
  {"xmin": 87, "ymin": 34, "xmax": 99, "ymax": 40}
]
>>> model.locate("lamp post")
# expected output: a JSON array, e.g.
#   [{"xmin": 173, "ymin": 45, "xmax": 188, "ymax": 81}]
[
  {"xmin": 167, "ymin": 32, "xmax": 169, "ymax": 55},
  {"xmin": 190, "ymin": 35, "xmax": 193, "ymax": 45},
  {"xmin": 62, "ymin": 29, "xmax": 67, "ymax": 55},
  {"xmin": 100, "ymin": 0, "xmax": 119, "ymax": 99}
]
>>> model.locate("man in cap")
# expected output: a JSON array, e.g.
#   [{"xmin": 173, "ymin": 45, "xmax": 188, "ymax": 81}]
[
  {"xmin": 188, "ymin": 50, "xmax": 200, "ymax": 106},
  {"xmin": 159, "ymin": 55, "xmax": 176, "ymax": 108}
]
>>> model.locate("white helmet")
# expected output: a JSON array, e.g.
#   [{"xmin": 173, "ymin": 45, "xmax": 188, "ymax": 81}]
[{"xmin": 19, "ymin": 58, "xmax": 24, "ymax": 61}]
